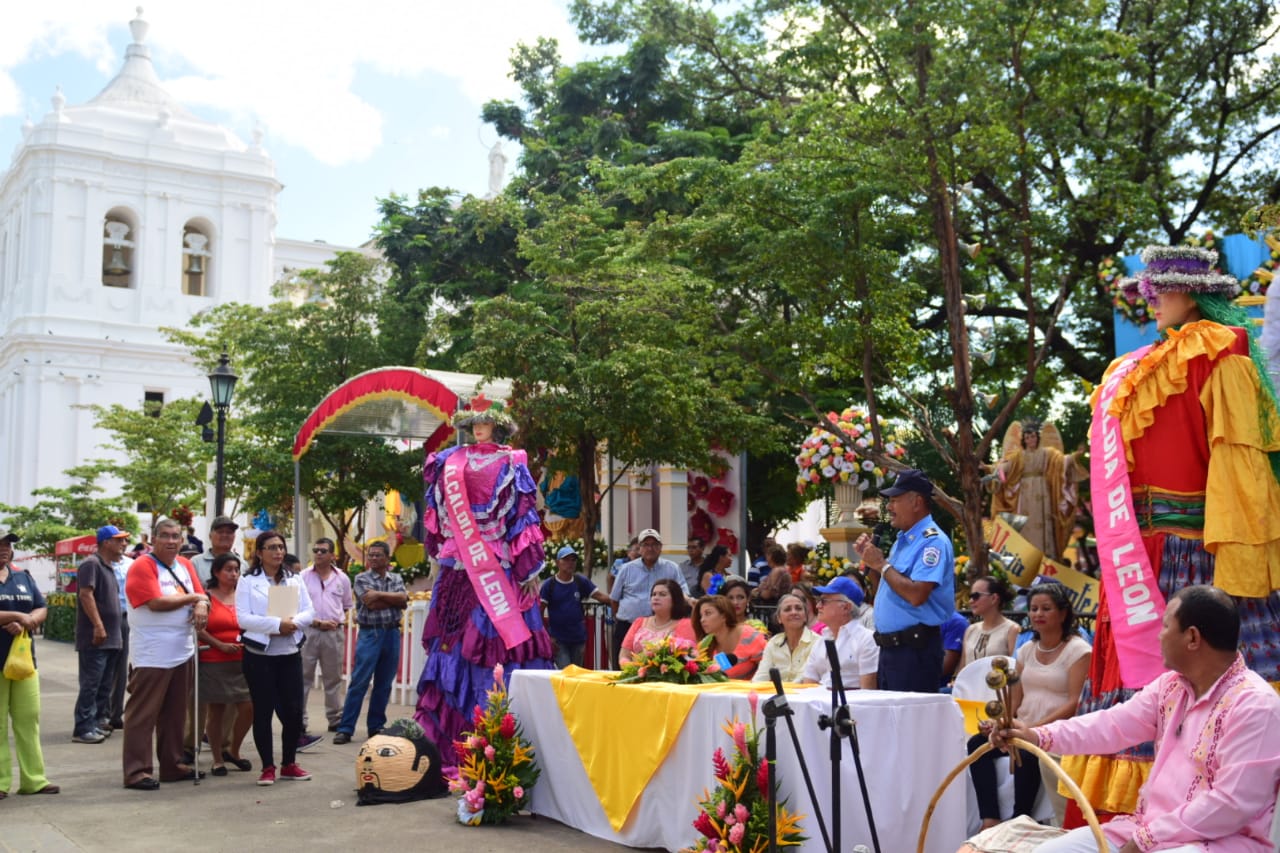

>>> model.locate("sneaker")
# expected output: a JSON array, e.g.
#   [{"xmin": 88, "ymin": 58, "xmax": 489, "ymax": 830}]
[
  {"xmin": 296, "ymin": 733, "xmax": 324, "ymax": 752},
  {"xmin": 72, "ymin": 730, "xmax": 106, "ymax": 744},
  {"xmin": 279, "ymin": 763, "xmax": 312, "ymax": 781},
  {"xmin": 257, "ymin": 766, "xmax": 276, "ymax": 786},
  {"xmin": 332, "ymin": 731, "xmax": 351, "ymax": 745}
]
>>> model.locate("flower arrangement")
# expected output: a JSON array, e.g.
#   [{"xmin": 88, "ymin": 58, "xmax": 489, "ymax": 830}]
[
  {"xmin": 807, "ymin": 552, "xmax": 857, "ymax": 584},
  {"xmin": 450, "ymin": 663, "xmax": 540, "ymax": 825},
  {"xmin": 539, "ymin": 536, "xmax": 608, "ymax": 578},
  {"xmin": 612, "ymin": 636, "xmax": 729, "ymax": 685},
  {"xmin": 169, "ymin": 505, "xmax": 194, "ymax": 528},
  {"xmin": 794, "ymin": 406, "xmax": 904, "ymax": 497},
  {"xmin": 1103, "ymin": 256, "xmax": 1152, "ymax": 326},
  {"xmin": 683, "ymin": 693, "xmax": 807, "ymax": 852}
]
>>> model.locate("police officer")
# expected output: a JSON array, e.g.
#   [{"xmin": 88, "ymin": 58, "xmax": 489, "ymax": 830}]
[{"xmin": 853, "ymin": 469, "xmax": 955, "ymax": 692}]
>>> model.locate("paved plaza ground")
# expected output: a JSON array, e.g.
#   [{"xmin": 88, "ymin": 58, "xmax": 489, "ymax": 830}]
[{"xmin": 3, "ymin": 638, "xmax": 637, "ymax": 853}]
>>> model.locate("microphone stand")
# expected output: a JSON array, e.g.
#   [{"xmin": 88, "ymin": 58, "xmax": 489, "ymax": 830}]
[
  {"xmin": 766, "ymin": 667, "xmax": 832, "ymax": 853},
  {"xmin": 817, "ymin": 639, "xmax": 881, "ymax": 853}
]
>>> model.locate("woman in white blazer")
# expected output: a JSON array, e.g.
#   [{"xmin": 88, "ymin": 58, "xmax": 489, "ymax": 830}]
[{"xmin": 236, "ymin": 530, "xmax": 314, "ymax": 786}]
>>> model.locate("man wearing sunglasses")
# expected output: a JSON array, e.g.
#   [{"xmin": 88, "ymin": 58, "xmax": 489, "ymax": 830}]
[{"xmin": 300, "ymin": 538, "xmax": 352, "ymax": 735}]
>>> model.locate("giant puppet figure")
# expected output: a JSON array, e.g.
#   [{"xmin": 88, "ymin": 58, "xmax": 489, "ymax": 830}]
[
  {"xmin": 1074, "ymin": 244, "xmax": 1280, "ymax": 814},
  {"xmin": 414, "ymin": 399, "xmax": 552, "ymax": 766}
]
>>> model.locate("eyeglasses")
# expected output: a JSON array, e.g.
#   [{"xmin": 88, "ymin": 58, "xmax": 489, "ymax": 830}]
[
  {"xmin": 312, "ymin": 548, "xmax": 330, "ymax": 554},
  {"xmin": 261, "ymin": 544, "xmax": 287, "ymax": 552},
  {"xmin": 969, "ymin": 591, "xmax": 990, "ymax": 600}
]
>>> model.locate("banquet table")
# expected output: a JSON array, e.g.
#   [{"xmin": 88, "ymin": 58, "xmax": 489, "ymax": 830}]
[{"xmin": 508, "ymin": 669, "xmax": 967, "ymax": 853}]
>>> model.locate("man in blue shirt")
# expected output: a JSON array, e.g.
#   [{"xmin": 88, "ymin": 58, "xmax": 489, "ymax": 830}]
[
  {"xmin": 854, "ymin": 469, "xmax": 955, "ymax": 692},
  {"xmin": 540, "ymin": 545, "xmax": 610, "ymax": 668}
]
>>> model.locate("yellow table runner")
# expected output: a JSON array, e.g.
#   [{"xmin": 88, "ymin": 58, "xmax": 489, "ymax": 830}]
[{"xmin": 549, "ymin": 667, "xmax": 774, "ymax": 831}]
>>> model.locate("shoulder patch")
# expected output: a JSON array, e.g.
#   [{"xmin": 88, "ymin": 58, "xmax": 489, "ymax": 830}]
[
  {"xmin": 923, "ymin": 528, "xmax": 940, "ymax": 538},
  {"xmin": 922, "ymin": 546, "xmax": 942, "ymax": 567}
]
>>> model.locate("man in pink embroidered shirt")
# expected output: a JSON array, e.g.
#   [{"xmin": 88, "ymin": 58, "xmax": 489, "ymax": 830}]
[{"xmin": 993, "ymin": 585, "xmax": 1280, "ymax": 852}]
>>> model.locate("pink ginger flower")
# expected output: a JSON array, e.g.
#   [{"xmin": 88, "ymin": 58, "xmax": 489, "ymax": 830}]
[
  {"xmin": 484, "ymin": 745, "xmax": 496, "ymax": 761},
  {"xmin": 725, "ymin": 810, "xmax": 736, "ymax": 826},
  {"xmin": 499, "ymin": 713, "xmax": 517, "ymax": 739},
  {"xmin": 728, "ymin": 823, "xmax": 745, "ymax": 846},
  {"xmin": 716, "ymin": 801, "xmax": 727, "ymax": 819},
  {"xmin": 685, "ymin": 660, "xmax": 700, "ymax": 674},
  {"xmin": 732, "ymin": 722, "xmax": 748, "ymax": 757},
  {"xmin": 493, "ymin": 663, "xmax": 505, "ymax": 683},
  {"xmin": 693, "ymin": 811, "xmax": 718, "ymax": 840},
  {"xmin": 734, "ymin": 803, "xmax": 749, "ymax": 825},
  {"xmin": 712, "ymin": 747, "xmax": 732, "ymax": 781},
  {"xmin": 748, "ymin": 691, "xmax": 759, "ymax": 720},
  {"xmin": 756, "ymin": 759, "xmax": 770, "ymax": 798}
]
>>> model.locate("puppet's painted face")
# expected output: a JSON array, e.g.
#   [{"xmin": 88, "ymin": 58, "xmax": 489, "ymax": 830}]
[{"xmin": 357, "ymin": 734, "xmax": 426, "ymax": 794}]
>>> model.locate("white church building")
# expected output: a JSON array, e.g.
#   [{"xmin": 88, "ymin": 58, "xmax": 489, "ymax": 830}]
[{"xmin": 0, "ymin": 11, "xmax": 363, "ymax": 512}]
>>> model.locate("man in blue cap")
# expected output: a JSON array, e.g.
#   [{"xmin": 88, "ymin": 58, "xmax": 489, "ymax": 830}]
[
  {"xmin": 854, "ymin": 469, "xmax": 956, "ymax": 692},
  {"xmin": 72, "ymin": 525, "xmax": 130, "ymax": 743},
  {"xmin": 540, "ymin": 545, "xmax": 610, "ymax": 668},
  {"xmin": 799, "ymin": 575, "xmax": 879, "ymax": 690}
]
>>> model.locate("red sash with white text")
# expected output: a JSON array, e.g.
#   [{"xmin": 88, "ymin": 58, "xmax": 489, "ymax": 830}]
[
  {"xmin": 1090, "ymin": 346, "xmax": 1166, "ymax": 688},
  {"xmin": 441, "ymin": 452, "xmax": 531, "ymax": 650}
]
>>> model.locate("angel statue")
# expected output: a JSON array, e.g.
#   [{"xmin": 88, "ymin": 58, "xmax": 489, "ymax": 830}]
[{"xmin": 987, "ymin": 420, "xmax": 1081, "ymax": 559}]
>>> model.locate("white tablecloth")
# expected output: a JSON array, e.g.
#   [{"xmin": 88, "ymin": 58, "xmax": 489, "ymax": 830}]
[{"xmin": 509, "ymin": 671, "xmax": 967, "ymax": 853}]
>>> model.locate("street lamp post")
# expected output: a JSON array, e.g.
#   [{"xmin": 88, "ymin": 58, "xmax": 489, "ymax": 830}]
[{"xmin": 207, "ymin": 351, "xmax": 238, "ymax": 517}]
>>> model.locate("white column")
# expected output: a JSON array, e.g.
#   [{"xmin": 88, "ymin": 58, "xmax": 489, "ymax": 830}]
[{"xmin": 655, "ymin": 464, "xmax": 688, "ymax": 561}]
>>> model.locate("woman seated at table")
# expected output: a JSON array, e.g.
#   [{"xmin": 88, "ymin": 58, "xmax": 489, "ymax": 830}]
[
  {"xmin": 693, "ymin": 595, "xmax": 767, "ymax": 679},
  {"xmin": 619, "ymin": 579, "xmax": 694, "ymax": 664},
  {"xmin": 719, "ymin": 576, "xmax": 768, "ymax": 635},
  {"xmin": 752, "ymin": 592, "xmax": 818, "ymax": 683},
  {"xmin": 957, "ymin": 575, "xmax": 1020, "ymax": 673},
  {"xmin": 967, "ymin": 582, "xmax": 1090, "ymax": 830}
]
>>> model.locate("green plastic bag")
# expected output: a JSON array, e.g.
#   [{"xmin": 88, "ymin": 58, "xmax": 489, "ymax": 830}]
[{"xmin": 3, "ymin": 630, "xmax": 35, "ymax": 680}]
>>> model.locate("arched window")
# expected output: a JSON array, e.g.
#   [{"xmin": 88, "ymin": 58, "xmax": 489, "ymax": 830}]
[
  {"xmin": 102, "ymin": 208, "xmax": 138, "ymax": 288},
  {"xmin": 182, "ymin": 221, "xmax": 212, "ymax": 296}
]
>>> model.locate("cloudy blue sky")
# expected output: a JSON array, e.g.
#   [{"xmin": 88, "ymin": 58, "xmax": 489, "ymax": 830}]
[{"xmin": 0, "ymin": 1, "xmax": 589, "ymax": 247}]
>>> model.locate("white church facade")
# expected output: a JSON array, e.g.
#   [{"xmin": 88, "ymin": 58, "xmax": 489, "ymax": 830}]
[{"xmin": 0, "ymin": 11, "xmax": 364, "ymax": 512}]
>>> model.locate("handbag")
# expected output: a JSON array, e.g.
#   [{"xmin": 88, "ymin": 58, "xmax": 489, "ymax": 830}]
[{"xmin": 3, "ymin": 629, "xmax": 36, "ymax": 680}]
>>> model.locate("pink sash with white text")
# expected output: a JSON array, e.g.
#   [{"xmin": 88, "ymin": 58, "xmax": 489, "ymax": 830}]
[
  {"xmin": 1090, "ymin": 346, "xmax": 1167, "ymax": 688},
  {"xmin": 442, "ymin": 453, "xmax": 532, "ymax": 650}
]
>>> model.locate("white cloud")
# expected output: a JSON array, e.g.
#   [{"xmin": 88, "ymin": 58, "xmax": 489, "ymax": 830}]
[{"xmin": 2, "ymin": 0, "xmax": 582, "ymax": 165}]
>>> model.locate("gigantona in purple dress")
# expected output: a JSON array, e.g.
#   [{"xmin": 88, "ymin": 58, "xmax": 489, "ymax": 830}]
[{"xmin": 413, "ymin": 440, "xmax": 553, "ymax": 765}]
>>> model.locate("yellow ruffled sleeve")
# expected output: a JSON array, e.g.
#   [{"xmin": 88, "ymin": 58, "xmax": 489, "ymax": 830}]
[{"xmin": 1199, "ymin": 353, "xmax": 1280, "ymax": 598}]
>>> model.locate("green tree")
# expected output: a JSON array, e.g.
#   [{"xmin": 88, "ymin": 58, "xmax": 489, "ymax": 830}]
[
  {"xmin": 465, "ymin": 192, "xmax": 779, "ymax": 571},
  {"xmin": 0, "ymin": 462, "xmax": 139, "ymax": 556},
  {"xmin": 88, "ymin": 397, "xmax": 214, "ymax": 518},
  {"xmin": 166, "ymin": 252, "xmax": 422, "ymax": 549}
]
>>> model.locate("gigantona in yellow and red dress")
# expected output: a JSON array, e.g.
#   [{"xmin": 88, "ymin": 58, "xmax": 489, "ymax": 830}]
[{"xmin": 1073, "ymin": 320, "xmax": 1280, "ymax": 812}]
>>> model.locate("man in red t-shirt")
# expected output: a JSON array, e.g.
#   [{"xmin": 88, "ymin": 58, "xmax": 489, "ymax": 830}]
[{"xmin": 120, "ymin": 518, "xmax": 208, "ymax": 790}]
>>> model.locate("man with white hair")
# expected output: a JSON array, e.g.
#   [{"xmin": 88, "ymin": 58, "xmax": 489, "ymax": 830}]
[{"xmin": 799, "ymin": 576, "xmax": 879, "ymax": 690}]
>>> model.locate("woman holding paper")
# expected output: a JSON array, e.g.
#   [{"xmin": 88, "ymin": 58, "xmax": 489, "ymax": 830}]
[
  {"xmin": 236, "ymin": 530, "xmax": 315, "ymax": 786},
  {"xmin": 1072, "ymin": 244, "xmax": 1280, "ymax": 815},
  {"xmin": 414, "ymin": 401, "xmax": 552, "ymax": 767}
]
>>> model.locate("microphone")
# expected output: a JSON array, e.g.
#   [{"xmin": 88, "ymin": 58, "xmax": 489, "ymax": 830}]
[
  {"xmin": 871, "ymin": 521, "xmax": 895, "ymax": 553},
  {"xmin": 714, "ymin": 652, "xmax": 738, "ymax": 672}
]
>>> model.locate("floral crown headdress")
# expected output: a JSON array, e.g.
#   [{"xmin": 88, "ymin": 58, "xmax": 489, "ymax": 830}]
[
  {"xmin": 1119, "ymin": 245, "xmax": 1241, "ymax": 301},
  {"xmin": 451, "ymin": 394, "xmax": 517, "ymax": 435}
]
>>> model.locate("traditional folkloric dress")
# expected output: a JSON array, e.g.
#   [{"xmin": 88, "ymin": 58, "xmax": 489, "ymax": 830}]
[
  {"xmin": 413, "ymin": 441, "xmax": 553, "ymax": 766},
  {"xmin": 1071, "ymin": 320, "xmax": 1280, "ymax": 813}
]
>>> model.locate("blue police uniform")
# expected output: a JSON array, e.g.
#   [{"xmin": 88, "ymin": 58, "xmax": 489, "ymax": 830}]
[{"xmin": 874, "ymin": 513, "xmax": 955, "ymax": 692}]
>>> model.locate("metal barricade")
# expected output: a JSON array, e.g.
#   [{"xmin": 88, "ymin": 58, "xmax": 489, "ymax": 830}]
[{"xmin": 333, "ymin": 598, "xmax": 429, "ymax": 707}]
